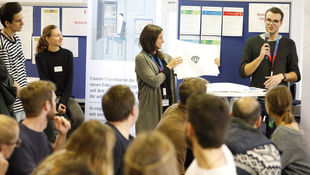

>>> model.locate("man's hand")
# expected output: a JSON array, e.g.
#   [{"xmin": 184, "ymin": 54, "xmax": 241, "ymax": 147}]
[
  {"xmin": 54, "ymin": 116, "xmax": 71, "ymax": 136},
  {"xmin": 57, "ymin": 104, "xmax": 67, "ymax": 115},
  {"xmin": 264, "ymin": 73, "xmax": 284, "ymax": 89},
  {"xmin": 13, "ymin": 81, "xmax": 21, "ymax": 98},
  {"xmin": 259, "ymin": 43, "xmax": 270, "ymax": 60},
  {"xmin": 0, "ymin": 152, "xmax": 8, "ymax": 175}
]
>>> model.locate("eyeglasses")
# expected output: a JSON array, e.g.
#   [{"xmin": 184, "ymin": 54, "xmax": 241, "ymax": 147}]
[
  {"xmin": 265, "ymin": 18, "xmax": 281, "ymax": 24},
  {"xmin": 7, "ymin": 138, "xmax": 22, "ymax": 147}
]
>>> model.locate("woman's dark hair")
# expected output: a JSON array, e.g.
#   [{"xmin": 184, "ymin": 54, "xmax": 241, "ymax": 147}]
[
  {"xmin": 0, "ymin": 2, "xmax": 22, "ymax": 27},
  {"xmin": 36, "ymin": 25, "xmax": 57, "ymax": 53},
  {"xmin": 139, "ymin": 24, "xmax": 164, "ymax": 59}
]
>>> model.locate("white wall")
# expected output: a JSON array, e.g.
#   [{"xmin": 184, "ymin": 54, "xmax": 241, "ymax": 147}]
[{"xmin": 301, "ymin": 0, "xmax": 310, "ymax": 146}]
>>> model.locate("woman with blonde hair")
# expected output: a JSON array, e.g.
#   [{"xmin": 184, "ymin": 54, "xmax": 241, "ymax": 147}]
[
  {"xmin": 31, "ymin": 151, "xmax": 93, "ymax": 175},
  {"xmin": 265, "ymin": 85, "xmax": 310, "ymax": 174},
  {"xmin": 35, "ymin": 25, "xmax": 84, "ymax": 138},
  {"xmin": 32, "ymin": 120, "xmax": 115, "ymax": 175},
  {"xmin": 0, "ymin": 114, "xmax": 20, "ymax": 175},
  {"xmin": 124, "ymin": 131, "xmax": 179, "ymax": 175}
]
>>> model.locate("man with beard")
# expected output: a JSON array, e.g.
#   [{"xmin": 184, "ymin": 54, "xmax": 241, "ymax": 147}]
[{"xmin": 6, "ymin": 80, "xmax": 71, "ymax": 175}]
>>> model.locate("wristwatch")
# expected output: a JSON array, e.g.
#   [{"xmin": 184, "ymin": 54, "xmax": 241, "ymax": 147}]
[{"xmin": 282, "ymin": 73, "xmax": 287, "ymax": 81}]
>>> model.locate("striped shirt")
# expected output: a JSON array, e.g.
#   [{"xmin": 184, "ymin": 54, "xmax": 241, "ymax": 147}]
[{"xmin": 0, "ymin": 31, "xmax": 27, "ymax": 113}]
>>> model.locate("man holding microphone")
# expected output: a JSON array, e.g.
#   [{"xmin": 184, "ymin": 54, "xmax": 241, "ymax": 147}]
[
  {"xmin": 239, "ymin": 7, "xmax": 300, "ymax": 89},
  {"xmin": 239, "ymin": 7, "xmax": 301, "ymax": 137}
]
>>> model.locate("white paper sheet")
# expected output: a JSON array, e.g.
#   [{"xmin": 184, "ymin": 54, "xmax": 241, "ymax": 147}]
[
  {"xmin": 15, "ymin": 6, "xmax": 33, "ymax": 60},
  {"xmin": 201, "ymin": 6, "xmax": 222, "ymax": 35},
  {"xmin": 201, "ymin": 36, "xmax": 221, "ymax": 57},
  {"xmin": 32, "ymin": 36, "xmax": 40, "ymax": 64},
  {"xmin": 180, "ymin": 6, "xmax": 201, "ymax": 35},
  {"xmin": 21, "ymin": 6, "xmax": 33, "ymax": 33},
  {"xmin": 173, "ymin": 40, "xmax": 219, "ymax": 79},
  {"xmin": 179, "ymin": 35, "xmax": 200, "ymax": 43},
  {"xmin": 249, "ymin": 3, "xmax": 290, "ymax": 33},
  {"xmin": 41, "ymin": 8, "xmax": 60, "ymax": 32},
  {"xmin": 134, "ymin": 19, "xmax": 153, "ymax": 34},
  {"xmin": 207, "ymin": 82, "xmax": 250, "ymax": 92},
  {"xmin": 62, "ymin": 37, "xmax": 79, "ymax": 57},
  {"xmin": 222, "ymin": 7, "xmax": 244, "ymax": 36},
  {"xmin": 62, "ymin": 8, "xmax": 87, "ymax": 36},
  {"xmin": 17, "ymin": 32, "xmax": 32, "ymax": 60}
]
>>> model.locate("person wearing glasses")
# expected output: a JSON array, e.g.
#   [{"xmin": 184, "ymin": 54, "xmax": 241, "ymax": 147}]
[
  {"xmin": 239, "ymin": 7, "xmax": 300, "ymax": 89},
  {"xmin": 239, "ymin": 6, "xmax": 300, "ymax": 89},
  {"xmin": 239, "ymin": 7, "xmax": 301, "ymax": 137},
  {"xmin": 0, "ymin": 115, "xmax": 20, "ymax": 175}
]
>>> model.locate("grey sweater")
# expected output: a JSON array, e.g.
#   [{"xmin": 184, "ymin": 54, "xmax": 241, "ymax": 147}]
[{"xmin": 271, "ymin": 125, "xmax": 310, "ymax": 175}]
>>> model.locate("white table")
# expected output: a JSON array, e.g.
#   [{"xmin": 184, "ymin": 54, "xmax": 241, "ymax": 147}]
[{"xmin": 206, "ymin": 82, "xmax": 266, "ymax": 111}]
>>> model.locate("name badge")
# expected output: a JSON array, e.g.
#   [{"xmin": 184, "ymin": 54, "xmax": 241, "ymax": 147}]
[
  {"xmin": 162, "ymin": 99, "xmax": 169, "ymax": 107},
  {"xmin": 54, "ymin": 66, "xmax": 63, "ymax": 72}
]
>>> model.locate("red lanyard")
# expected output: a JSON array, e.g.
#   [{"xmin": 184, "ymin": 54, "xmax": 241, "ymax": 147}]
[{"xmin": 268, "ymin": 35, "xmax": 280, "ymax": 67}]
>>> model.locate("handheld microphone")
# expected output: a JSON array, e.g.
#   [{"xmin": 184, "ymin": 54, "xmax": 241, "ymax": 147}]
[{"xmin": 264, "ymin": 32, "xmax": 270, "ymax": 59}]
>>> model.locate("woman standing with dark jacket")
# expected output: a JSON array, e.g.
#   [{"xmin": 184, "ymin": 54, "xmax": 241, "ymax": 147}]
[
  {"xmin": 135, "ymin": 24, "xmax": 183, "ymax": 134},
  {"xmin": 35, "ymin": 25, "xmax": 84, "ymax": 135}
]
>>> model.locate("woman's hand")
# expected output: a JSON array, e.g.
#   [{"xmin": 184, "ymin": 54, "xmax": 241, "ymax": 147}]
[
  {"xmin": 167, "ymin": 56, "xmax": 183, "ymax": 69},
  {"xmin": 214, "ymin": 58, "xmax": 220, "ymax": 67},
  {"xmin": 57, "ymin": 103, "xmax": 67, "ymax": 115}
]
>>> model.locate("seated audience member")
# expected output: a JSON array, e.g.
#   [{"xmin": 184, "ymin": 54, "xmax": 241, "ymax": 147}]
[
  {"xmin": 185, "ymin": 94, "xmax": 236, "ymax": 175},
  {"xmin": 36, "ymin": 25, "xmax": 84, "ymax": 138},
  {"xmin": 225, "ymin": 97, "xmax": 281, "ymax": 175},
  {"xmin": 32, "ymin": 120, "xmax": 115, "ymax": 175},
  {"xmin": 124, "ymin": 131, "xmax": 179, "ymax": 175},
  {"xmin": 0, "ymin": 115, "xmax": 19, "ymax": 175},
  {"xmin": 7, "ymin": 80, "xmax": 71, "ymax": 175},
  {"xmin": 266, "ymin": 85, "xmax": 310, "ymax": 174},
  {"xmin": 102, "ymin": 85, "xmax": 139, "ymax": 175},
  {"xmin": 156, "ymin": 77, "xmax": 208, "ymax": 174}
]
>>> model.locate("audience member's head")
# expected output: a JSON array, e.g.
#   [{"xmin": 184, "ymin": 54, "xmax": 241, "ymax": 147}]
[
  {"xmin": 265, "ymin": 85, "xmax": 295, "ymax": 124},
  {"xmin": 0, "ymin": 2, "xmax": 22, "ymax": 27},
  {"xmin": 65, "ymin": 120, "xmax": 115, "ymax": 175},
  {"xmin": 232, "ymin": 97, "xmax": 261, "ymax": 127},
  {"xmin": 179, "ymin": 77, "xmax": 208, "ymax": 105},
  {"xmin": 36, "ymin": 24, "xmax": 57, "ymax": 53},
  {"xmin": 187, "ymin": 94, "xmax": 229, "ymax": 149},
  {"xmin": 102, "ymin": 85, "xmax": 138, "ymax": 123},
  {"xmin": 20, "ymin": 80, "xmax": 56, "ymax": 119},
  {"xmin": 32, "ymin": 150, "xmax": 94, "ymax": 175},
  {"xmin": 0, "ymin": 115, "xmax": 20, "ymax": 159},
  {"xmin": 124, "ymin": 131, "xmax": 179, "ymax": 175}
]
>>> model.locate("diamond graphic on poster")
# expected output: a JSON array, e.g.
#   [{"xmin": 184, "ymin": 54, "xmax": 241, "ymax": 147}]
[{"xmin": 191, "ymin": 56, "xmax": 200, "ymax": 63}]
